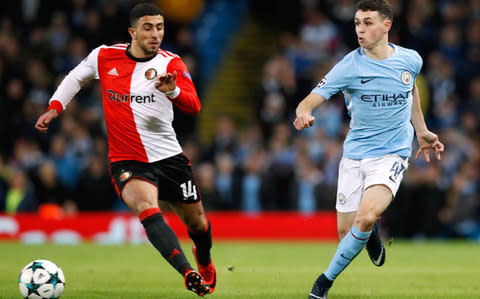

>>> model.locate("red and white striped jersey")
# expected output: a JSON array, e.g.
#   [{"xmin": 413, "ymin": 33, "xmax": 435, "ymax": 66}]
[{"xmin": 48, "ymin": 44, "xmax": 201, "ymax": 163}]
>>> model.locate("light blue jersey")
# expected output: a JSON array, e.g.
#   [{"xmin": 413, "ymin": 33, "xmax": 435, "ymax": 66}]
[{"xmin": 312, "ymin": 43, "xmax": 422, "ymax": 159}]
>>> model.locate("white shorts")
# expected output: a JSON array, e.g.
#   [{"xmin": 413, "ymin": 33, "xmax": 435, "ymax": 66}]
[{"xmin": 336, "ymin": 154, "xmax": 409, "ymax": 213}]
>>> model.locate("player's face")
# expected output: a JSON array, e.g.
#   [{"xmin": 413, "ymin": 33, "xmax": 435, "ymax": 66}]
[
  {"xmin": 354, "ymin": 10, "xmax": 391, "ymax": 49},
  {"xmin": 130, "ymin": 15, "xmax": 164, "ymax": 56}
]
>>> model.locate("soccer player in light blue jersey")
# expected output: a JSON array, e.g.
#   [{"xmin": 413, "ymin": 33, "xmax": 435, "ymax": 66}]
[{"xmin": 293, "ymin": 1, "xmax": 444, "ymax": 298}]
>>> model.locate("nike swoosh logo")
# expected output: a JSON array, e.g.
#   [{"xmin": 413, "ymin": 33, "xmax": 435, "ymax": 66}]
[
  {"xmin": 340, "ymin": 253, "xmax": 351, "ymax": 260},
  {"xmin": 361, "ymin": 78, "xmax": 374, "ymax": 84},
  {"xmin": 373, "ymin": 246, "xmax": 384, "ymax": 265}
]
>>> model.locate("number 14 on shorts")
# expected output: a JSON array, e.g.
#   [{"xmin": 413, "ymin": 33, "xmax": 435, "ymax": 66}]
[
  {"xmin": 389, "ymin": 161, "xmax": 405, "ymax": 183},
  {"xmin": 180, "ymin": 180, "xmax": 197, "ymax": 200}
]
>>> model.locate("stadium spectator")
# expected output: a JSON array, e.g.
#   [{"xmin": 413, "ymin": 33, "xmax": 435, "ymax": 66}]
[
  {"xmin": 3, "ymin": 78, "xmax": 27, "ymax": 157},
  {"xmin": 240, "ymin": 145, "xmax": 267, "ymax": 212},
  {"xmin": 204, "ymin": 114, "xmax": 237, "ymax": 162},
  {"xmin": 194, "ymin": 162, "xmax": 222, "ymax": 211},
  {"xmin": 47, "ymin": 134, "xmax": 79, "ymax": 190},
  {"xmin": 3, "ymin": 168, "xmax": 37, "ymax": 214},
  {"xmin": 299, "ymin": 10, "xmax": 341, "ymax": 63},
  {"xmin": 293, "ymin": 138, "xmax": 323, "ymax": 213},
  {"xmin": 0, "ymin": 157, "xmax": 9, "ymax": 211},
  {"xmin": 214, "ymin": 152, "xmax": 236, "ymax": 210},
  {"xmin": 32, "ymin": 160, "xmax": 71, "ymax": 218},
  {"xmin": 73, "ymin": 154, "xmax": 116, "ymax": 211},
  {"xmin": 233, "ymin": 122, "xmax": 263, "ymax": 165},
  {"xmin": 264, "ymin": 122, "xmax": 296, "ymax": 210}
]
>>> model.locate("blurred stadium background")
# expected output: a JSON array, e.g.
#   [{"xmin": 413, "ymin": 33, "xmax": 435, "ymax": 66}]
[{"xmin": 0, "ymin": 0, "xmax": 479, "ymax": 244}]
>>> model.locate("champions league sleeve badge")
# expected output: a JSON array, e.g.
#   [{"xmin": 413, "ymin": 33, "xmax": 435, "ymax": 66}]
[
  {"xmin": 182, "ymin": 70, "xmax": 192, "ymax": 80},
  {"xmin": 316, "ymin": 76, "xmax": 327, "ymax": 88}
]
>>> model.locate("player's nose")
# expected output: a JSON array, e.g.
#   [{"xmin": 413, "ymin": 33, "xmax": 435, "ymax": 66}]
[{"xmin": 151, "ymin": 29, "xmax": 160, "ymax": 38}]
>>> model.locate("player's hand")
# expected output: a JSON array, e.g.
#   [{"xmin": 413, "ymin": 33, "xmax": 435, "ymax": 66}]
[
  {"xmin": 415, "ymin": 130, "xmax": 444, "ymax": 162},
  {"xmin": 293, "ymin": 114, "xmax": 315, "ymax": 130},
  {"xmin": 34, "ymin": 109, "xmax": 58, "ymax": 133},
  {"xmin": 155, "ymin": 71, "xmax": 177, "ymax": 93}
]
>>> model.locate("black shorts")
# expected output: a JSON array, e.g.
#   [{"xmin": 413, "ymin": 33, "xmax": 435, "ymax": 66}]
[{"xmin": 109, "ymin": 153, "xmax": 201, "ymax": 204}]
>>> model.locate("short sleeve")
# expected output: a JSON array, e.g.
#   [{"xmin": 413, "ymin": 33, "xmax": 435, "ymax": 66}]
[
  {"xmin": 311, "ymin": 57, "xmax": 351, "ymax": 101},
  {"xmin": 408, "ymin": 49, "xmax": 423, "ymax": 77}
]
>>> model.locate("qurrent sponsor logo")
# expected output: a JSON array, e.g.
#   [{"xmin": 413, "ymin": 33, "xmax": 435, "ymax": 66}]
[{"xmin": 106, "ymin": 89, "xmax": 155, "ymax": 103}]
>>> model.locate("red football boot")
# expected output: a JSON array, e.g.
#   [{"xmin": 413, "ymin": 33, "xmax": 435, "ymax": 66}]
[
  {"xmin": 184, "ymin": 269, "xmax": 211, "ymax": 296},
  {"xmin": 193, "ymin": 246, "xmax": 217, "ymax": 293}
]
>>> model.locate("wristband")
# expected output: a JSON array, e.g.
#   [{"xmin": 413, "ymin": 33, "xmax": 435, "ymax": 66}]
[
  {"xmin": 47, "ymin": 100, "xmax": 63, "ymax": 115},
  {"xmin": 164, "ymin": 86, "xmax": 180, "ymax": 98}
]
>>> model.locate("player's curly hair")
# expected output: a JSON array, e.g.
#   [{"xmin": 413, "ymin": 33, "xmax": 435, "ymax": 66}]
[
  {"xmin": 129, "ymin": 3, "xmax": 163, "ymax": 27},
  {"xmin": 356, "ymin": 0, "xmax": 393, "ymax": 21}
]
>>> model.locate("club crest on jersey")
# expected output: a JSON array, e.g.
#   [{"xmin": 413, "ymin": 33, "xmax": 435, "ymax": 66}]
[
  {"xmin": 316, "ymin": 77, "xmax": 327, "ymax": 88},
  {"xmin": 119, "ymin": 170, "xmax": 132, "ymax": 182},
  {"xmin": 401, "ymin": 70, "xmax": 412, "ymax": 85},
  {"xmin": 337, "ymin": 193, "xmax": 346, "ymax": 205},
  {"xmin": 145, "ymin": 68, "xmax": 157, "ymax": 80}
]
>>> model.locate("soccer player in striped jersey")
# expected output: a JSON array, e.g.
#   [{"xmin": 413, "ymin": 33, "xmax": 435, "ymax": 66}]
[
  {"xmin": 293, "ymin": 1, "xmax": 444, "ymax": 298},
  {"xmin": 35, "ymin": 3, "xmax": 215, "ymax": 296}
]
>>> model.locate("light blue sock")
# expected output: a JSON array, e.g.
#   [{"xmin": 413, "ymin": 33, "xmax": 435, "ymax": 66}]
[{"xmin": 324, "ymin": 225, "xmax": 372, "ymax": 281}]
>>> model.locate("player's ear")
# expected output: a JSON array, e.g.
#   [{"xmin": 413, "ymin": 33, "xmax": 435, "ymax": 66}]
[
  {"xmin": 384, "ymin": 20, "xmax": 392, "ymax": 32},
  {"xmin": 128, "ymin": 27, "xmax": 137, "ymax": 40}
]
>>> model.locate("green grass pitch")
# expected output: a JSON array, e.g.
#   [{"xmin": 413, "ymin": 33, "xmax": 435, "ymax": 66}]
[{"xmin": 1, "ymin": 241, "xmax": 479, "ymax": 298}]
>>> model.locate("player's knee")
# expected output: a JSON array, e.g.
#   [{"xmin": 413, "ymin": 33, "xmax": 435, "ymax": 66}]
[
  {"xmin": 354, "ymin": 212, "xmax": 377, "ymax": 231},
  {"xmin": 185, "ymin": 216, "xmax": 207, "ymax": 233},
  {"xmin": 337, "ymin": 228, "xmax": 349, "ymax": 240},
  {"xmin": 130, "ymin": 199, "xmax": 158, "ymax": 215}
]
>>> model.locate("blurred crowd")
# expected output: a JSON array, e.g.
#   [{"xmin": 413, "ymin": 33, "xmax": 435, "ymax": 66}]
[{"xmin": 0, "ymin": 0, "xmax": 479, "ymax": 240}]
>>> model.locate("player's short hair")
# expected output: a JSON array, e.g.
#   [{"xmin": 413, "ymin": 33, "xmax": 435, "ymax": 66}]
[
  {"xmin": 129, "ymin": 3, "xmax": 163, "ymax": 27},
  {"xmin": 356, "ymin": 0, "xmax": 393, "ymax": 21}
]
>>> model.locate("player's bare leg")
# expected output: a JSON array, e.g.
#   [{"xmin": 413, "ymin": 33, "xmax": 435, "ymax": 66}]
[
  {"xmin": 357, "ymin": 186, "xmax": 391, "ymax": 267},
  {"xmin": 122, "ymin": 179, "xmax": 210, "ymax": 296},
  {"xmin": 337, "ymin": 211, "xmax": 356, "ymax": 240},
  {"xmin": 172, "ymin": 201, "xmax": 217, "ymax": 293}
]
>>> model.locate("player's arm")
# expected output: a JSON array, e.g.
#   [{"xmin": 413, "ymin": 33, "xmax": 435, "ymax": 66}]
[
  {"xmin": 35, "ymin": 75, "xmax": 95, "ymax": 133},
  {"xmin": 35, "ymin": 48, "xmax": 99, "ymax": 133},
  {"xmin": 156, "ymin": 57, "xmax": 201, "ymax": 115},
  {"xmin": 293, "ymin": 93, "xmax": 326, "ymax": 130},
  {"xmin": 410, "ymin": 84, "xmax": 444, "ymax": 162}
]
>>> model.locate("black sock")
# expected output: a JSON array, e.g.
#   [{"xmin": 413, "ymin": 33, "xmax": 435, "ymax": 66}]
[
  {"xmin": 141, "ymin": 212, "xmax": 192, "ymax": 276},
  {"xmin": 188, "ymin": 219, "xmax": 212, "ymax": 266},
  {"xmin": 319, "ymin": 273, "xmax": 333, "ymax": 286}
]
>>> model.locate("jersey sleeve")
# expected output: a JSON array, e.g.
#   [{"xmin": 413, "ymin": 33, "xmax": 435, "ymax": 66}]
[
  {"xmin": 311, "ymin": 57, "xmax": 351, "ymax": 101},
  {"xmin": 47, "ymin": 46, "xmax": 102, "ymax": 114},
  {"xmin": 165, "ymin": 57, "xmax": 201, "ymax": 115},
  {"xmin": 411, "ymin": 50, "xmax": 423, "ymax": 77}
]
